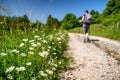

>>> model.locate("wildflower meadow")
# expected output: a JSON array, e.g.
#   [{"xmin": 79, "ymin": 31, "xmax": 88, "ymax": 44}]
[{"xmin": 0, "ymin": 29, "xmax": 69, "ymax": 80}]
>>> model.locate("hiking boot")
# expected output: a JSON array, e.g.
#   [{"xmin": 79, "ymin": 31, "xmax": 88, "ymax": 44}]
[
  {"xmin": 87, "ymin": 38, "xmax": 91, "ymax": 43},
  {"xmin": 83, "ymin": 39, "xmax": 86, "ymax": 43}
]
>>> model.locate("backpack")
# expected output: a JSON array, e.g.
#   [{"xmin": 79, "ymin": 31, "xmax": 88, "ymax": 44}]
[{"xmin": 84, "ymin": 13, "xmax": 92, "ymax": 25}]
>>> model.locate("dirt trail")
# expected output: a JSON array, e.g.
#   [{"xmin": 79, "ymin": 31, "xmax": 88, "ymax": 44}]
[{"xmin": 59, "ymin": 33, "xmax": 120, "ymax": 80}]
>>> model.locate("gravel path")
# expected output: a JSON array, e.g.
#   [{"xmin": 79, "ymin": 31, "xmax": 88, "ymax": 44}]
[{"xmin": 59, "ymin": 33, "xmax": 120, "ymax": 80}]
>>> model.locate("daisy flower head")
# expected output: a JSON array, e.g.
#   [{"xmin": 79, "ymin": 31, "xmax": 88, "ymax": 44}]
[
  {"xmin": 0, "ymin": 52, "xmax": 7, "ymax": 56},
  {"xmin": 38, "ymin": 51, "xmax": 49, "ymax": 58},
  {"xmin": 16, "ymin": 66, "xmax": 25, "ymax": 72},
  {"xmin": 39, "ymin": 71, "xmax": 48, "ymax": 77},
  {"xmin": 28, "ymin": 51, "xmax": 34, "ymax": 55},
  {"xmin": 46, "ymin": 69, "xmax": 53, "ymax": 75},
  {"xmin": 22, "ymin": 39, "xmax": 28, "ymax": 42},
  {"xmin": 20, "ymin": 53, "xmax": 26, "ymax": 57},
  {"xmin": 34, "ymin": 35, "xmax": 39, "ymax": 38},
  {"xmin": 19, "ymin": 43, "xmax": 24, "ymax": 47},
  {"xmin": 26, "ymin": 62, "xmax": 32, "ymax": 66},
  {"xmin": 6, "ymin": 66, "xmax": 15, "ymax": 73},
  {"xmin": 7, "ymin": 74, "xmax": 13, "ymax": 79}
]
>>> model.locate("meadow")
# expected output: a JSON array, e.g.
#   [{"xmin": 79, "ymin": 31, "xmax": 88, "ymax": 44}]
[
  {"xmin": 0, "ymin": 28, "xmax": 69, "ymax": 80},
  {"xmin": 68, "ymin": 24, "xmax": 120, "ymax": 41}
]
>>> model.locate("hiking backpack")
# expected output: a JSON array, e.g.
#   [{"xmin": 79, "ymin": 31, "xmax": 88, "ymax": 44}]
[{"xmin": 84, "ymin": 13, "xmax": 92, "ymax": 25}]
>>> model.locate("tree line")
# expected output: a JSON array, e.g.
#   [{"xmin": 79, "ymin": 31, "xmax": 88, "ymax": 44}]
[
  {"xmin": 46, "ymin": 0, "xmax": 120, "ymax": 29},
  {"xmin": 0, "ymin": 0, "xmax": 120, "ymax": 31},
  {"xmin": 0, "ymin": 10, "xmax": 99, "ymax": 31}
]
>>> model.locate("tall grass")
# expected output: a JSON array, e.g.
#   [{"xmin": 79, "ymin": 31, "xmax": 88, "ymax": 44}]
[
  {"xmin": 0, "ymin": 28, "xmax": 69, "ymax": 80},
  {"xmin": 68, "ymin": 24, "xmax": 120, "ymax": 41}
]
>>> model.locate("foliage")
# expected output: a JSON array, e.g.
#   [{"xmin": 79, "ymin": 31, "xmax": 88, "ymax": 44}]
[
  {"xmin": 68, "ymin": 24, "xmax": 120, "ymax": 41},
  {"xmin": 90, "ymin": 24, "xmax": 120, "ymax": 40},
  {"xmin": 90, "ymin": 10, "xmax": 101, "ymax": 24},
  {"xmin": 0, "ymin": 28, "xmax": 69, "ymax": 80},
  {"xmin": 35, "ymin": 20, "xmax": 41, "ymax": 29},
  {"xmin": 61, "ymin": 13, "xmax": 79, "ymax": 30},
  {"xmin": 103, "ymin": 0, "xmax": 120, "ymax": 16},
  {"xmin": 46, "ymin": 15, "xmax": 60, "ymax": 29},
  {"xmin": 99, "ymin": 0, "xmax": 120, "ymax": 29},
  {"xmin": 0, "ymin": 15, "xmax": 31, "ymax": 32}
]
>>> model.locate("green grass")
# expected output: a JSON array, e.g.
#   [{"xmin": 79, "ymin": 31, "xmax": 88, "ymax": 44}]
[
  {"xmin": 68, "ymin": 27, "xmax": 82, "ymax": 33},
  {"xmin": 68, "ymin": 24, "xmax": 120, "ymax": 41}
]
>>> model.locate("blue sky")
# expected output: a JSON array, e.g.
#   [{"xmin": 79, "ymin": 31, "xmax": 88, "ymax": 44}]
[{"xmin": 0, "ymin": 0, "xmax": 109, "ymax": 23}]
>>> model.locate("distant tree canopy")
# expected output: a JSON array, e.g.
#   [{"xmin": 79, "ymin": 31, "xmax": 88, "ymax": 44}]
[
  {"xmin": 103, "ymin": 0, "xmax": 120, "ymax": 16},
  {"xmin": 46, "ymin": 15, "xmax": 60, "ymax": 29},
  {"xmin": 101, "ymin": 0, "xmax": 120, "ymax": 26},
  {"xmin": 1, "ymin": 0, "xmax": 120, "ymax": 31},
  {"xmin": 90, "ymin": 10, "xmax": 101, "ymax": 24},
  {"xmin": 85, "ymin": 0, "xmax": 120, "ymax": 26},
  {"xmin": 61, "ymin": 13, "xmax": 79, "ymax": 30}
]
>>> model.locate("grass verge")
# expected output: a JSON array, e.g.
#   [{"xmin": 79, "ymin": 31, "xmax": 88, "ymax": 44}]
[{"xmin": 68, "ymin": 24, "xmax": 120, "ymax": 41}]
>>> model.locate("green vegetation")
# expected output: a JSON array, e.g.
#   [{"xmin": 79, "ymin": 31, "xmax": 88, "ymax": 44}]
[
  {"xmin": 0, "ymin": 28, "xmax": 70, "ymax": 79},
  {"xmin": 103, "ymin": 0, "xmax": 120, "ymax": 16},
  {"xmin": 46, "ymin": 15, "xmax": 60, "ymax": 29},
  {"xmin": 0, "ymin": 6, "xmax": 70, "ymax": 79},
  {"xmin": 90, "ymin": 24, "xmax": 120, "ymax": 40},
  {"xmin": 68, "ymin": 27, "xmax": 81, "ymax": 33},
  {"xmin": 61, "ymin": 13, "xmax": 80, "ymax": 30},
  {"xmin": 68, "ymin": 24, "xmax": 120, "ymax": 41}
]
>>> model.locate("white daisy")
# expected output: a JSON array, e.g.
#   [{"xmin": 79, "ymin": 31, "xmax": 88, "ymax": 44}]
[
  {"xmin": 10, "ymin": 49, "xmax": 19, "ymax": 53},
  {"xmin": 46, "ymin": 69, "xmax": 53, "ymax": 75},
  {"xmin": 0, "ymin": 52, "xmax": 7, "ymax": 56},
  {"xmin": 38, "ymin": 51, "xmax": 49, "ymax": 58},
  {"xmin": 6, "ymin": 66, "xmax": 15, "ymax": 73},
  {"xmin": 26, "ymin": 62, "xmax": 32, "ymax": 66},
  {"xmin": 16, "ymin": 67, "xmax": 25, "ymax": 72},
  {"xmin": 29, "ymin": 47, "xmax": 34, "ymax": 50},
  {"xmin": 34, "ymin": 35, "xmax": 39, "ymax": 38},
  {"xmin": 28, "ymin": 51, "xmax": 34, "ymax": 55},
  {"xmin": 19, "ymin": 43, "xmax": 24, "ymax": 47},
  {"xmin": 7, "ymin": 74, "xmax": 13, "ymax": 79},
  {"xmin": 20, "ymin": 53, "xmax": 26, "ymax": 57},
  {"xmin": 29, "ymin": 40, "xmax": 34, "ymax": 43},
  {"xmin": 39, "ymin": 71, "xmax": 48, "ymax": 77},
  {"xmin": 22, "ymin": 39, "xmax": 28, "ymax": 42}
]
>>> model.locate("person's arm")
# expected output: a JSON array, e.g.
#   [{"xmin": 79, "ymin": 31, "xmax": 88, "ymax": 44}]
[{"xmin": 79, "ymin": 16, "xmax": 84, "ymax": 22}]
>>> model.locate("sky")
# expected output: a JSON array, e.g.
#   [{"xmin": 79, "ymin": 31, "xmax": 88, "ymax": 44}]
[{"xmin": 0, "ymin": 0, "xmax": 109, "ymax": 23}]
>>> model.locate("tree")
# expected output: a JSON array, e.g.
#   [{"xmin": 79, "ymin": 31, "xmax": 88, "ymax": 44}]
[
  {"xmin": 101, "ymin": 0, "xmax": 120, "ymax": 26},
  {"xmin": 61, "ymin": 13, "xmax": 78, "ymax": 30},
  {"xmin": 52, "ymin": 18, "xmax": 60, "ymax": 29},
  {"xmin": 90, "ymin": 10, "xmax": 101, "ymax": 24},
  {"xmin": 90, "ymin": 10, "xmax": 96, "ymax": 15},
  {"xmin": 46, "ymin": 15, "xmax": 53, "ymax": 27},
  {"xmin": 23, "ymin": 14, "xmax": 30, "ymax": 23},
  {"xmin": 103, "ymin": 0, "xmax": 120, "ymax": 16},
  {"xmin": 46, "ymin": 14, "xmax": 60, "ymax": 29}
]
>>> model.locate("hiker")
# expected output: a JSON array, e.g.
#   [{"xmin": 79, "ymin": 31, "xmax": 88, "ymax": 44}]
[{"xmin": 79, "ymin": 10, "xmax": 92, "ymax": 43}]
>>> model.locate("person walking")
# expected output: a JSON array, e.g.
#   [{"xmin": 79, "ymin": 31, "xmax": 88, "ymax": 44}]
[{"xmin": 79, "ymin": 10, "xmax": 92, "ymax": 43}]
